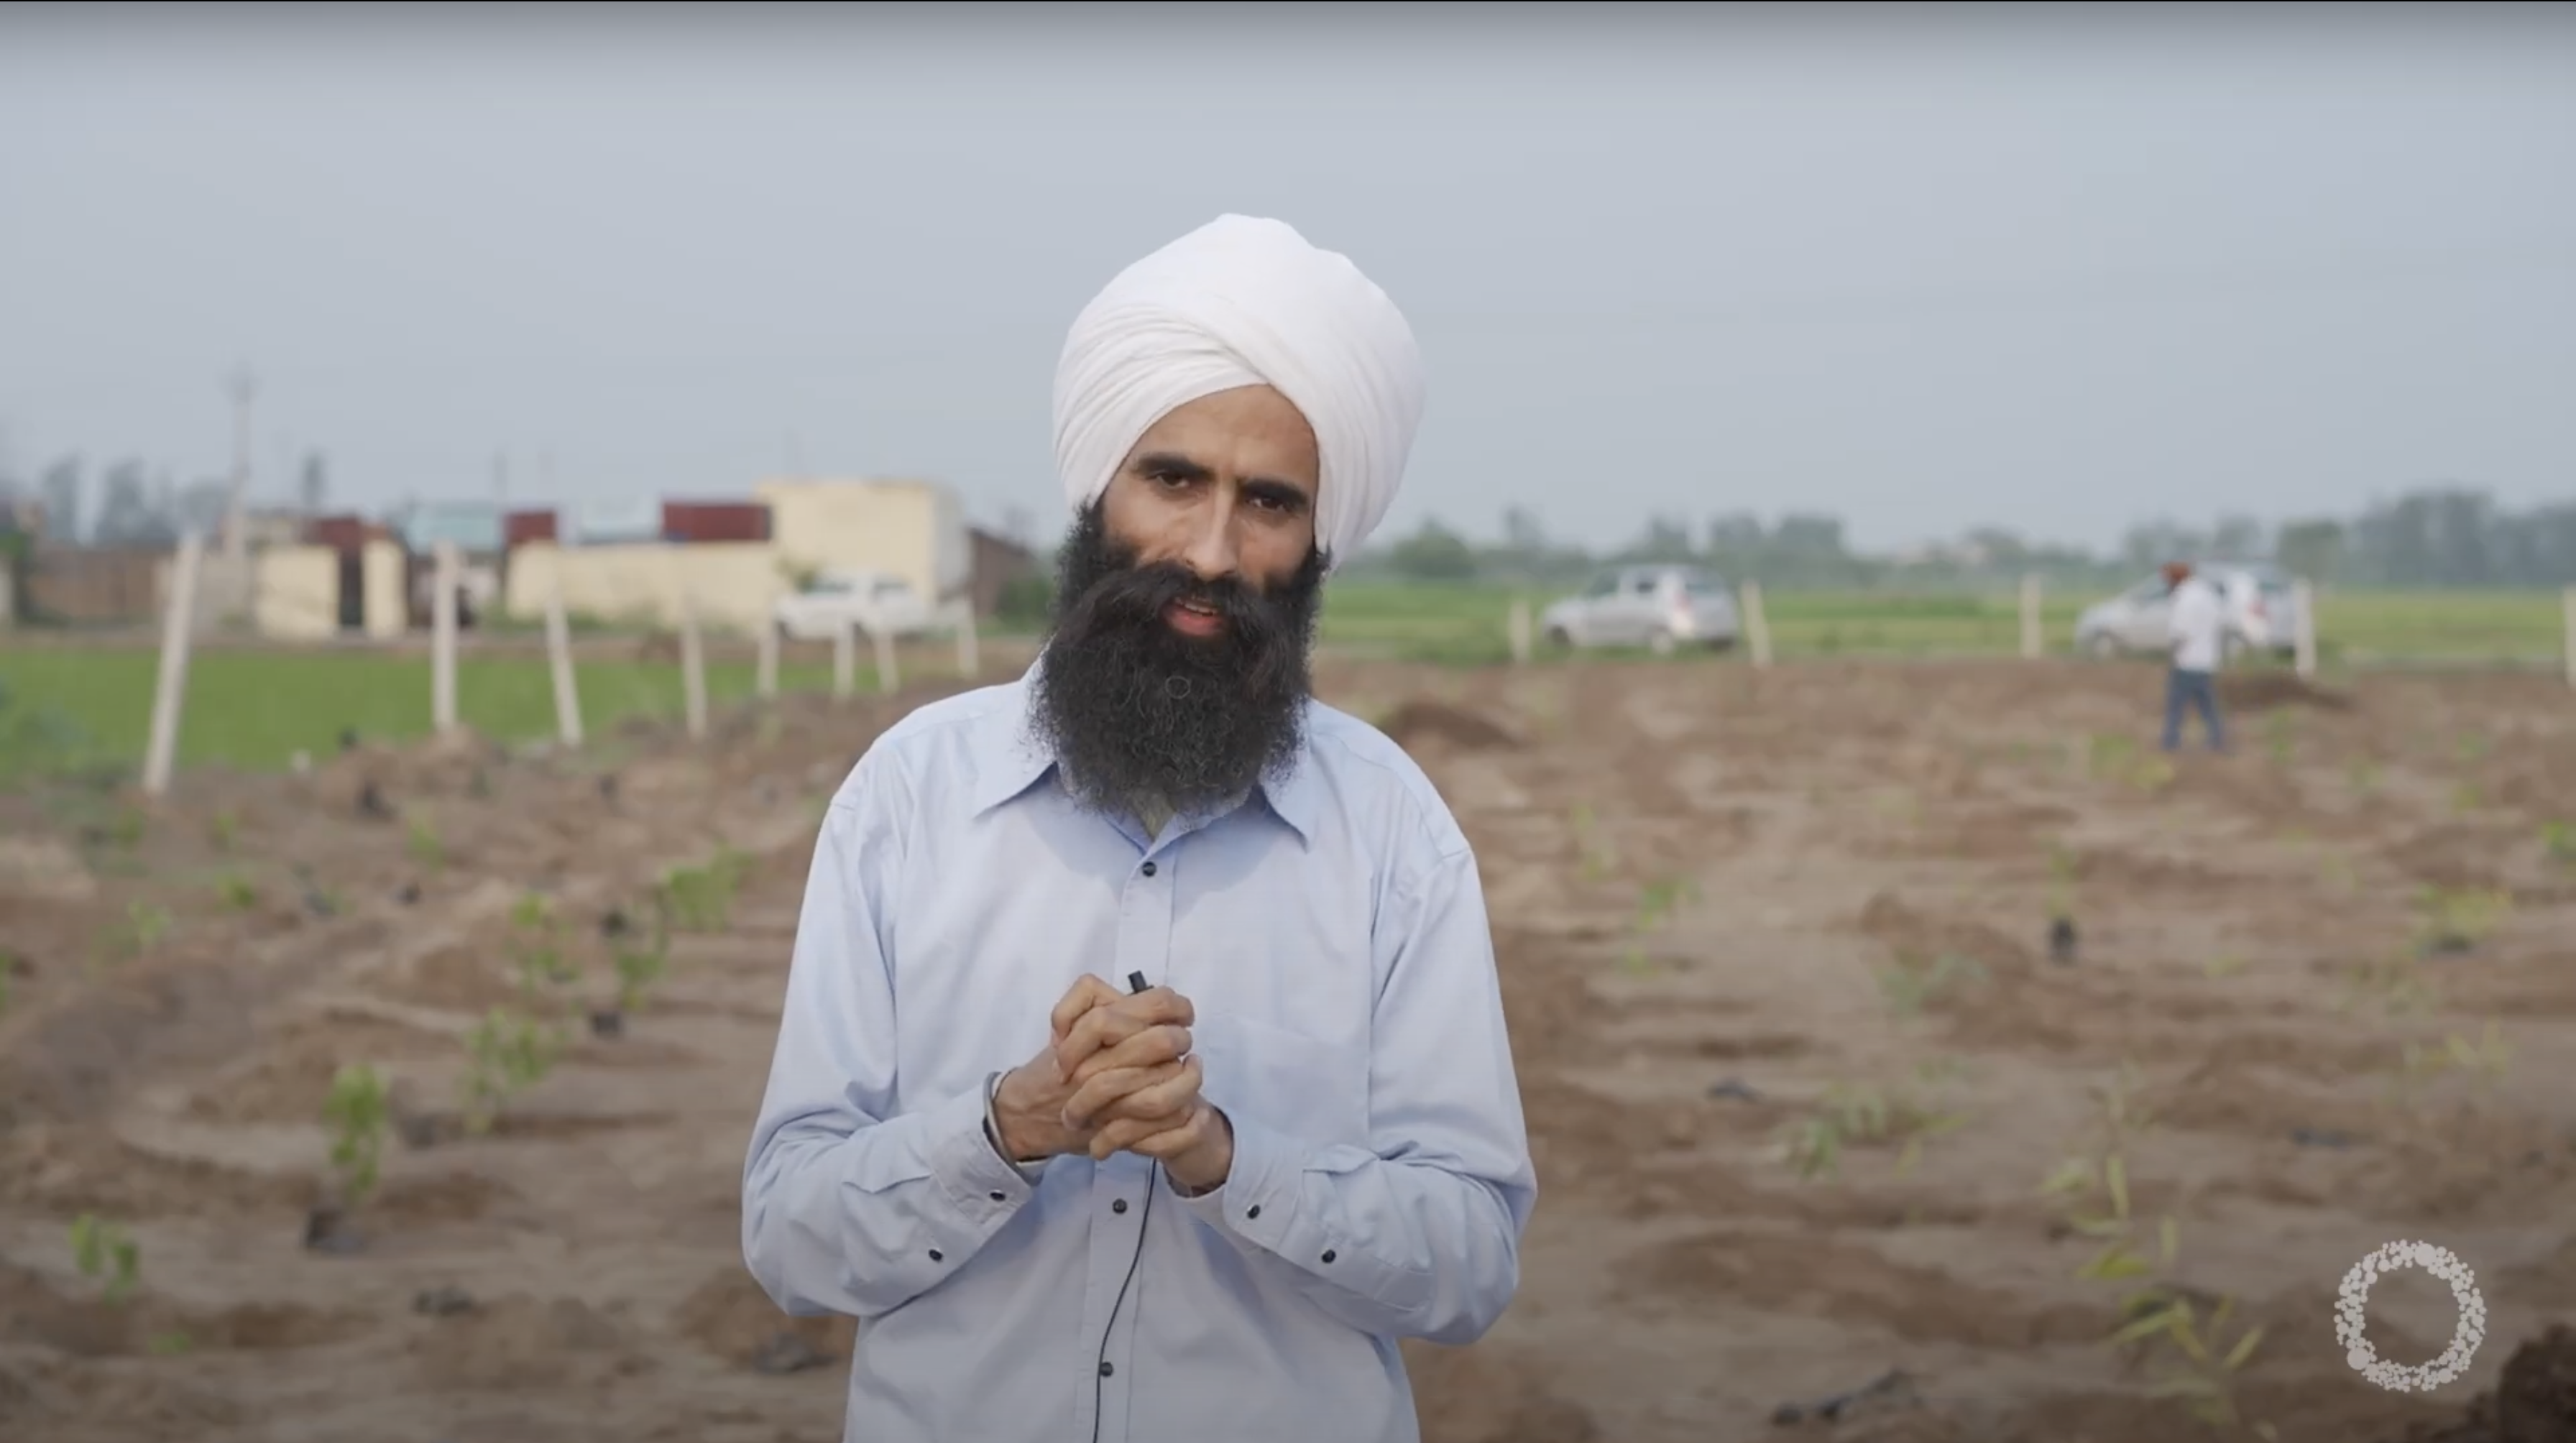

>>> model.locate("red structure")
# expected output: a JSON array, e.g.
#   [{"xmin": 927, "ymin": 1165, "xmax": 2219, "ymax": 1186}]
[
  {"xmin": 660, "ymin": 500, "xmax": 772, "ymax": 544},
  {"xmin": 504, "ymin": 509, "xmax": 560, "ymax": 548}
]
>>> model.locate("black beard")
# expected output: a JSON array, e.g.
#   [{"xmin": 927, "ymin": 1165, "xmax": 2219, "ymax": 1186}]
[{"xmin": 1025, "ymin": 506, "xmax": 1325, "ymax": 820}]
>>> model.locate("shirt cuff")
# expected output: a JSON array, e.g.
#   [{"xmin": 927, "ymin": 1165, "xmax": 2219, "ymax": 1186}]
[
  {"xmin": 1170, "ymin": 1110, "xmax": 1301, "ymax": 1253},
  {"xmin": 924, "ymin": 1081, "xmax": 1043, "ymax": 1217}
]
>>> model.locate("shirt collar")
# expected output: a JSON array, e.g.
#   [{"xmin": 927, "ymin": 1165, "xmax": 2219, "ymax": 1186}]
[{"xmin": 969, "ymin": 659, "xmax": 1317, "ymax": 847}]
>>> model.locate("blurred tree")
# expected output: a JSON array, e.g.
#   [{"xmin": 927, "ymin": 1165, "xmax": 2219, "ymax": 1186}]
[
  {"xmin": 2273, "ymin": 519, "xmax": 2345, "ymax": 584},
  {"xmin": 92, "ymin": 460, "xmax": 165, "ymax": 545},
  {"xmin": 1389, "ymin": 517, "xmax": 1478, "ymax": 581},
  {"xmin": 38, "ymin": 456, "xmax": 81, "ymax": 544},
  {"xmin": 1625, "ymin": 512, "xmax": 1696, "ymax": 563}
]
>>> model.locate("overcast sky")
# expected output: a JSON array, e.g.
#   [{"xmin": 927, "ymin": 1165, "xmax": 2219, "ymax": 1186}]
[{"xmin": 2, "ymin": 3, "xmax": 2572, "ymax": 555}]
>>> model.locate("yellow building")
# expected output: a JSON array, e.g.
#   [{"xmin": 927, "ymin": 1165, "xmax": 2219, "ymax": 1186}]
[
  {"xmin": 497, "ymin": 477, "xmax": 974, "ymax": 636},
  {"xmin": 755, "ymin": 476, "xmax": 970, "ymax": 607}
]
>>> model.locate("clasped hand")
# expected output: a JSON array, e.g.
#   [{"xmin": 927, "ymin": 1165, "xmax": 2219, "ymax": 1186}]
[{"xmin": 991, "ymin": 975, "xmax": 1233, "ymax": 1191}]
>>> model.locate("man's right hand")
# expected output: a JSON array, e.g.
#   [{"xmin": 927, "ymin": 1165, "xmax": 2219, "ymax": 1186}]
[{"xmin": 989, "ymin": 975, "xmax": 1192, "ymax": 1163}]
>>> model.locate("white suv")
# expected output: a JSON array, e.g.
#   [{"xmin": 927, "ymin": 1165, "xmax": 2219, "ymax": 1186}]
[{"xmin": 1540, "ymin": 565, "xmax": 1742, "ymax": 654}]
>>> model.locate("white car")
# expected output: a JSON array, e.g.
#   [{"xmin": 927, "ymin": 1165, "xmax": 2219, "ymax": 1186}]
[
  {"xmin": 773, "ymin": 567, "xmax": 934, "ymax": 642},
  {"xmin": 2073, "ymin": 563, "xmax": 2299, "ymax": 662},
  {"xmin": 1540, "ymin": 564, "xmax": 1741, "ymax": 654}
]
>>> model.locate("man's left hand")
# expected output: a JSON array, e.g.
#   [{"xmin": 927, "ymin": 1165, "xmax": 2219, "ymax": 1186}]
[{"xmin": 1080, "ymin": 1054, "xmax": 1234, "ymax": 1192}]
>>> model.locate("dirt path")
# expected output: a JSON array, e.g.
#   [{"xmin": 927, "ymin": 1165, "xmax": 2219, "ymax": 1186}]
[{"xmin": 4, "ymin": 658, "xmax": 2574, "ymax": 1442}]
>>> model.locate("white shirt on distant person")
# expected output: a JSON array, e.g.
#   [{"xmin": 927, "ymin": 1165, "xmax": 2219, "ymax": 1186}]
[{"xmin": 2168, "ymin": 575, "xmax": 2230, "ymax": 673}]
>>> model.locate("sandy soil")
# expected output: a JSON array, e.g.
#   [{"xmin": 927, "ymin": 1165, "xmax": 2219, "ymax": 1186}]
[{"xmin": 4, "ymin": 655, "xmax": 2574, "ymax": 1443}]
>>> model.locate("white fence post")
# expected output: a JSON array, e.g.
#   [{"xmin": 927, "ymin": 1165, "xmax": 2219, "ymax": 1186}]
[
  {"xmin": 678, "ymin": 589, "xmax": 709, "ymax": 740},
  {"xmin": 2293, "ymin": 577, "xmax": 2319, "ymax": 680},
  {"xmin": 2019, "ymin": 573, "xmax": 2043, "ymax": 660},
  {"xmin": 142, "ymin": 532, "xmax": 206, "ymax": 798},
  {"xmin": 1507, "ymin": 599, "xmax": 1532, "ymax": 665},
  {"xmin": 755, "ymin": 614, "xmax": 779, "ymax": 699},
  {"xmin": 545, "ymin": 584, "xmax": 584, "ymax": 748},
  {"xmin": 2562, "ymin": 584, "xmax": 2575, "ymax": 690},
  {"xmin": 955, "ymin": 601, "xmax": 981, "ymax": 679},
  {"xmin": 431, "ymin": 540, "xmax": 461, "ymax": 736},
  {"xmin": 832, "ymin": 618, "xmax": 855, "ymax": 700},
  {"xmin": 874, "ymin": 624, "xmax": 901, "ymax": 695},
  {"xmin": 1741, "ymin": 579, "xmax": 1773, "ymax": 668}
]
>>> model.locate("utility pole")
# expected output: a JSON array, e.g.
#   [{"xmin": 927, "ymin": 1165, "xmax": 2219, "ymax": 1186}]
[{"xmin": 221, "ymin": 364, "xmax": 257, "ymax": 622}]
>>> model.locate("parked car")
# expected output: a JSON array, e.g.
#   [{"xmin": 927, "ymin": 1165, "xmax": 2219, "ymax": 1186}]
[
  {"xmin": 2072, "ymin": 562, "xmax": 2300, "ymax": 662},
  {"xmin": 773, "ymin": 566, "xmax": 934, "ymax": 641},
  {"xmin": 1539, "ymin": 564, "xmax": 1741, "ymax": 653}
]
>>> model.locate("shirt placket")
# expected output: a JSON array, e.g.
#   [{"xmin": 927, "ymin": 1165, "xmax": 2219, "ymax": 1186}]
[{"xmin": 1078, "ymin": 823, "xmax": 1180, "ymax": 1443}]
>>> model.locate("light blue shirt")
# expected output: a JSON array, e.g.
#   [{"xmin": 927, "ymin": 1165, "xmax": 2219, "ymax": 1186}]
[{"xmin": 741, "ymin": 666, "xmax": 1537, "ymax": 1443}]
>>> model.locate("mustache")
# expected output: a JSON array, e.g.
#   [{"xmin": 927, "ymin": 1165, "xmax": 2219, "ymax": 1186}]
[{"xmin": 1052, "ymin": 558, "xmax": 1307, "ymax": 698}]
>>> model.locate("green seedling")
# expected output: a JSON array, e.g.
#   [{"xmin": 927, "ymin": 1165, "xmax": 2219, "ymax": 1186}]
[
  {"xmin": 321, "ymin": 1064, "xmax": 391, "ymax": 1209},
  {"xmin": 1569, "ymin": 803, "xmax": 1616, "ymax": 882},
  {"xmin": 459, "ymin": 1007, "xmax": 561, "ymax": 1135},
  {"xmin": 2110, "ymin": 1283, "xmax": 2275, "ymax": 1435},
  {"xmin": 216, "ymin": 871, "xmax": 259, "ymax": 911},
  {"xmin": 106, "ymin": 806, "xmax": 145, "ymax": 849},
  {"xmin": 68, "ymin": 1214, "xmax": 140, "ymax": 1306},
  {"xmin": 1777, "ymin": 1061, "xmax": 1967, "ymax": 1181},
  {"xmin": 2452, "ymin": 783, "xmax": 2483, "ymax": 814},
  {"xmin": 1874, "ymin": 951, "xmax": 1987, "ymax": 1019},
  {"xmin": 2413, "ymin": 885, "xmax": 2510, "ymax": 955},
  {"xmin": 207, "ymin": 811, "xmax": 239, "ymax": 853},
  {"xmin": 661, "ymin": 845, "xmax": 749, "ymax": 933},
  {"xmin": 613, "ymin": 939, "xmax": 669, "ymax": 1015},
  {"xmin": 2455, "ymin": 732, "xmax": 2490, "ymax": 764},
  {"xmin": 508, "ymin": 893, "xmax": 581, "ymax": 999},
  {"xmin": 2386, "ymin": 1023, "xmax": 2513, "ymax": 1112},
  {"xmin": 2335, "ymin": 952, "xmax": 2444, "ymax": 1021},
  {"xmin": 147, "ymin": 1332, "xmax": 193, "ymax": 1355},
  {"xmin": 2047, "ymin": 844, "xmax": 2080, "ymax": 924},
  {"xmin": 405, "ymin": 817, "xmax": 445, "ymax": 872},
  {"xmin": 95, "ymin": 900, "xmax": 173, "ymax": 967},
  {"xmin": 1620, "ymin": 876, "xmax": 1700, "ymax": 973},
  {"xmin": 2544, "ymin": 822, "xmax": 2576, "ymax": 867},
  {"xmin": 2263, "ymin": 713, "xmax": 2297, "ymax": 767}
]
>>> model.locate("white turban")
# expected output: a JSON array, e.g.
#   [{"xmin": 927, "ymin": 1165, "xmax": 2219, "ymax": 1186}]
[{"xmin": 1052, "ymin": 214, "xmax": 1426, "ymax": 574}]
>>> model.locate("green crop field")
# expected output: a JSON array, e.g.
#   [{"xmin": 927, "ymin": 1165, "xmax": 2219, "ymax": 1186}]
[
  {"xmin": 1317, "ymin": 581, "xmax": 2571, "ymax": 668},
  {"xmin": 0, "ymin": 647, "xmax": 884, "ymax": 783},
  {"xmin": 1, "ymin": 584, "xmax": 2562, "ymax": 780}
]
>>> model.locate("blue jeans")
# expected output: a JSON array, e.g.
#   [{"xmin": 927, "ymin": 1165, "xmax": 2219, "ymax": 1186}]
[{"xmin": 2163, "ymin": 667, "xmax": 2225, "ymax": 752}]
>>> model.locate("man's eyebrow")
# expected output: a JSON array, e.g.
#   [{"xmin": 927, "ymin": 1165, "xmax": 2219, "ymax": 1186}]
[{"xmin": 1129, "ymin": 452, "xmax": 1212, "ymax": 481}]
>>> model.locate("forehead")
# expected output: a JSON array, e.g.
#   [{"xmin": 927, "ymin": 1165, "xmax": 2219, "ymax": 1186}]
[{"xmin": 1133, "ymin": 387, "xmax": 1318, "ymax": 477}]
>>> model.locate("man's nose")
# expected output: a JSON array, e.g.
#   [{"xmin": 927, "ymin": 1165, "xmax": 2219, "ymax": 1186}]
[{"xmin": 1175, "ymin": 504, "xmax": 1241, "ymax": 582}]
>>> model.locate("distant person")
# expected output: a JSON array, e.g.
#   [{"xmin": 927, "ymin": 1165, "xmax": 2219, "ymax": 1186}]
[
  {"xmin": 2162, "ymin": 560, "xmax": 2229, "ymax": 752},
  {"xmin": 740, "ymin": 215, "xmax": 1535, "ymax": 1443}
]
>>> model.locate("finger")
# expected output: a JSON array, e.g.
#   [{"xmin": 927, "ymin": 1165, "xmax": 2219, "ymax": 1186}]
[
  {"xmin": 1108, "ymin": 1104, "xmax": 1210, "ymax": 1161},
  {"xmin": 1059, "ymin": 1059, "xmax": 1185, "ymax": 1130},
  {"xmin": 1057, "ymin": 990, "xmax": 1197, "ymax": 1073},
  {"xmin": 1066, "ymin": 1023, "xmax": 1192, "ymax": 1088},
  {"xmin": 1049, "ymin": 974, "xmax": 1126, "ymax": 1041},
  {"xmin": 1092, "ymin": 1054, "xmax": 1202, "ymax": 1125}
]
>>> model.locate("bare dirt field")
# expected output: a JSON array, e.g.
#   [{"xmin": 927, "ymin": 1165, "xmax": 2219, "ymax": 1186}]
[{"xmin": 4, "ymin": 656, "xmax": 2574, "ymax": 1443}]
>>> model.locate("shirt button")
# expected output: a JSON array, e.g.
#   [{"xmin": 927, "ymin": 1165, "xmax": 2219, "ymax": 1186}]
[
  {"xmin": 989, "ymin": 1191, "xmax": 1006, "ymax": 1202},
  {"xmin": 1246, "ymin": 1205, "xmax": 1261, "ymax": 1220},
  {"xmin": 928, "ymin": 1249, "xmax": 944, "ymax": 1262},
  {"xmin": 1320, "ymin": 1250, "xmax": 1336, "ymax": 1264},
  {"xmin": 1141, "ymin": 861, "xmax": 1157, "ymax": 877},
  {"xmin": 1099, "ymin": 1361, "xmax": 1116, "ymax": 1378},
  {"xmin": 1112, "ymin": 1199, "xmax": 1128, "ymax": 1214}
]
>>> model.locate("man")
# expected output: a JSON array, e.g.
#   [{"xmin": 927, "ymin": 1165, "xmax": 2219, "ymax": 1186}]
[
  {"xmin": 2162, "ymin": 559, "xmax": 2229, "ymax": 752},
  {"xmin": 741, "ymin": 215, "xmax": 1535, "ymax": 1443}
]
